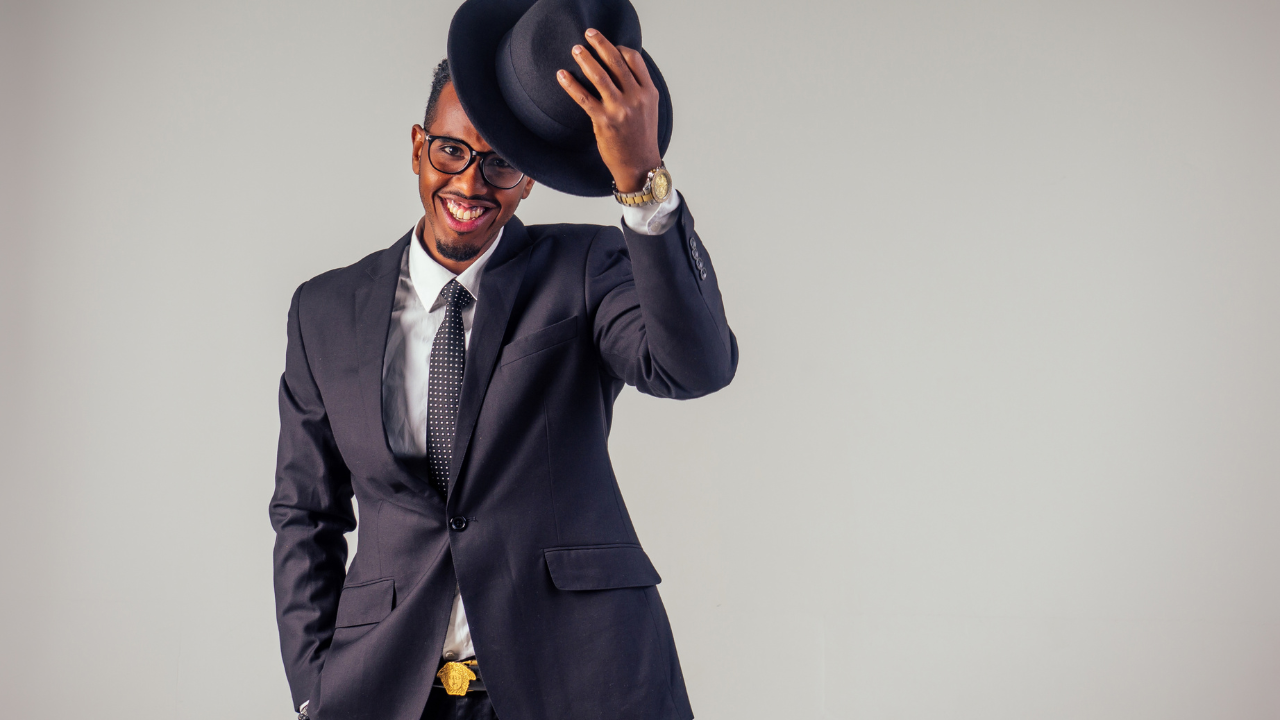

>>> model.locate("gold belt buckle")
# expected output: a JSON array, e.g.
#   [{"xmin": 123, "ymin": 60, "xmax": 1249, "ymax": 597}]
[{"xmin": 436, "ymin": 660, "xmax": 478, "ymax": 696}]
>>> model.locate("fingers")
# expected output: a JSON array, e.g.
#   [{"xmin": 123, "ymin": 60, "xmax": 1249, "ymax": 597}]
[
  {"xmin": 560, "ymin": 29, "xmax": 656, "ymax": 125},
  {"xmin": 556, "ymin": 69, "xmax": 604, "ymax": 119},
  {"xmin": 617, "ymin": 46, "xmax": 654, "ymax": 90},
  {"xmin": 584, "ymin": 28, "xmax": 640, "ymax": 92},
  {"xmin": 570, "ymin": 43, "xmax": 621, "ymax": 102}
]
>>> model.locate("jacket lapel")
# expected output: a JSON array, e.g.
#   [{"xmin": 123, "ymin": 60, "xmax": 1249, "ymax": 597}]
[
  {"xmin": 448, "ymin": 216, "xmax": 533, "ymax": 488},
  {"xmin": 355, "ymin": 230, "xmax": 440, "ymax": 497}
]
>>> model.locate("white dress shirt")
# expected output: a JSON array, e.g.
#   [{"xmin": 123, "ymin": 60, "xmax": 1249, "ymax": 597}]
[{"xmin": 378, "ymin": 190, "xmax": 681, "ymax": 665}]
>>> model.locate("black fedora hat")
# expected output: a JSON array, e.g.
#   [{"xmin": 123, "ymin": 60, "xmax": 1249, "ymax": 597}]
[{"xmin": 447, "ymin": 0, "xmax": 674, "ymax": 197}]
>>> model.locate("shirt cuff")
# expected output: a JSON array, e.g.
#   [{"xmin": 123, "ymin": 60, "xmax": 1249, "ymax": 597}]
[{"xmin": 620, "ymin": 188, "xmax": 680, "ymax": 236}]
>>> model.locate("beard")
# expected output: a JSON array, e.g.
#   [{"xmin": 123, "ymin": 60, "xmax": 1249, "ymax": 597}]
[{"xmin": 433, "ymin": 234, "xmax": 484, "ymax": 262}]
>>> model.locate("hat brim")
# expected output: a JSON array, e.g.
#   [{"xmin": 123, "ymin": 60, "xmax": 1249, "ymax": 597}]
[{"xmin": 447, "ymin": 0, "xmax": 673, "ymax": 197}]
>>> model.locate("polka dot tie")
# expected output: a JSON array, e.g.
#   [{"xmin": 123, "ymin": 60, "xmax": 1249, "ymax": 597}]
[{"xmin": 427, "ymin": 279, "xmax": 474, "ymax": 497}]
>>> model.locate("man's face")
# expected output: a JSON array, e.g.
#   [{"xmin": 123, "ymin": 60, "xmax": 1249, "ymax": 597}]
[{"xmin": 412, "ymin": 83, "xmax": 534, "ymax": 266}]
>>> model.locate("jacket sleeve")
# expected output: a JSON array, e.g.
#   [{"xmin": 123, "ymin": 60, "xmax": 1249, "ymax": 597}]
[
  {"xmin": 269, "ymin": 282, "xmax": 357, "ymax": 712},
  {"xmin": 588, "ymin": 194, "xmax": 738, "ymax": 398}
]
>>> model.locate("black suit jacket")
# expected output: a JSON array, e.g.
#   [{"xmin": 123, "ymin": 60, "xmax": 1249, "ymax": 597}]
[{"xmin": 271, "ymin": 198, "xmax": 736, "ymax": 720}]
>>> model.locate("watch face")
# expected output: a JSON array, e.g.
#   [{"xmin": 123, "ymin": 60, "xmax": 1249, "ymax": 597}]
[{"xmin": 651, "ymin": 168, "xmax": 671, "ymax": 201}]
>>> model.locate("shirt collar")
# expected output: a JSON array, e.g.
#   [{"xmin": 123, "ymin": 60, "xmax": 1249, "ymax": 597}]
[{"xmin": 409, "ymin": 221, "xmax": 504, "ymax": 311}]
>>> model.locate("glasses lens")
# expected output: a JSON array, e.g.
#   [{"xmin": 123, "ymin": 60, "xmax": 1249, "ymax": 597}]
[
  {"xmin": 481, "ymin": 155, "xmax": 524, "ymax": 189},
  {"xmin": 428, "ymin": 138, "xmax": 471, "ymax": 174}
]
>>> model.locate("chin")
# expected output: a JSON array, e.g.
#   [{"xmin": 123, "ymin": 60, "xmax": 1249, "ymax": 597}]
[{"xmin": 435, "ymin": 236, "xmax": 485, "ymax": 263}]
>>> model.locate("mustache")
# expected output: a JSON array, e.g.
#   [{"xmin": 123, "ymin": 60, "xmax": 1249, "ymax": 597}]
[{"xmin": 440, "ymin": 191, "xmax": 496, "ymax": 203}]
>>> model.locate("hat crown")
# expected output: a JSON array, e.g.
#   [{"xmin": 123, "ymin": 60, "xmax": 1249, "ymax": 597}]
[{"xmin": 496, "ymin": 0, "xmax": 642, "ymax": 147}]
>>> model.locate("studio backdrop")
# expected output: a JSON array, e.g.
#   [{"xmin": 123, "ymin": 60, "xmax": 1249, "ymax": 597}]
[{"xmin": 2, "ymin": 0, "xmax": 1278, "ymax": 718}]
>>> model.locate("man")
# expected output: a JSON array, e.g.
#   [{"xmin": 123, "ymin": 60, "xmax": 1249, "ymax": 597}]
[{"xmin": 270, "ymin": 1, "xmax": 736, "ymax": 718}]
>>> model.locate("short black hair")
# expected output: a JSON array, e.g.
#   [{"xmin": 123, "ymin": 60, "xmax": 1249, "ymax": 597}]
[{"xmin": 423, "ymin": 58, "xmax": 452, "ymax": 130}]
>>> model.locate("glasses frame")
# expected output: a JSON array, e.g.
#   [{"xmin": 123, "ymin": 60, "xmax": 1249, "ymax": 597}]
[{"xmin": 423, "ymin": 134, "xmax": 526, "ymax": 190}]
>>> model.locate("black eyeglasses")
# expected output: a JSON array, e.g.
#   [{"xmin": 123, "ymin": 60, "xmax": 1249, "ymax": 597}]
[{"xmin": 423, "ymin": 135, "xmax": 525, "ymax": 189}]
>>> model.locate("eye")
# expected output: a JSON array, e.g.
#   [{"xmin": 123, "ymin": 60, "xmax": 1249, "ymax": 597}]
[
  {"xmin": 489, "ymin": 157, "xmax": 513, "ymax": 169},
  {"xmin": 439, "ymin": 143, "xmax": 465, "ymax": 157}
]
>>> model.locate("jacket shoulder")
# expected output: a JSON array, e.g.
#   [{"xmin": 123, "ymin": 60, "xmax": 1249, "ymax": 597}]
[
  {"xmin": 523, "ymin": 221, "xmax": 619, "ymax": 255},
  {"xmin": 524, "ymin": 222, "xmax": 616, "ymax": 243},
  {"xmin": 298, "ymin": 234, "xmax": 408, "ymax": 300}
]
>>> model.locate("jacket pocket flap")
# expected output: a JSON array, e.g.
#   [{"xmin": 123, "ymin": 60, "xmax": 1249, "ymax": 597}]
[
  {"xmin": 335, "ymin": 578, "xmax": 394, "ymax": 628},
  {"xmin": 544, "ymin": 544, "xmax": 662, "ymax": 591},
  {"xmin": 499, "ymin": 315, "xmax": 580, "ymax": 366}
]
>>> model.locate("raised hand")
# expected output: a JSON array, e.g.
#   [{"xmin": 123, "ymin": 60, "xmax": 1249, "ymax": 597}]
[{"xmin": 557, "ymin": 28, "xmax": 663, "ymax": 193}]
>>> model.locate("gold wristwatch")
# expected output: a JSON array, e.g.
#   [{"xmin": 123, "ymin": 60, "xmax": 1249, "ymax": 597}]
[{"xmin": 613, "ymin": 163, "xmax": 672, "ymax": 207}]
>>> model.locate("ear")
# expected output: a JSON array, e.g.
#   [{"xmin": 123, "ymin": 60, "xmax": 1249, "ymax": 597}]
[
  {"xmin": 521, "ymin": 176, "xmax": 535, "ymax": 200},
  {"xmin": 411, "ymin": 124, "xmax": 426, "ymax": 174}
]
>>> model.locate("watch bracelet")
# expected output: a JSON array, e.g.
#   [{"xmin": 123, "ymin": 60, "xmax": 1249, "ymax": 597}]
[{"xmin": 613, "ymin": 164, "xmax": 666, "ymax": 207}]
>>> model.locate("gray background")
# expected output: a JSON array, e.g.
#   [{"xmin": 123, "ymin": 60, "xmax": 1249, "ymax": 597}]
[{"xmin": 2, "ymin": 0, "xmax": 1278, "ymax": 718}]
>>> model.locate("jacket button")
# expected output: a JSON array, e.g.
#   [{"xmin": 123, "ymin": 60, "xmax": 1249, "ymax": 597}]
[{"xmin": 449, "ymin": 516, "xmax": 468, "ymax": 531}]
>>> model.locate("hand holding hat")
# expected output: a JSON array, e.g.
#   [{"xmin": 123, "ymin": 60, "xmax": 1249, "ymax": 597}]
[
  {"xmin": 448, "ymin": 0, "xmax": 674, "ymax": 197},
  {"xmin": 556, "ymin": 29, "xmax": 663, "ymax": 193}
]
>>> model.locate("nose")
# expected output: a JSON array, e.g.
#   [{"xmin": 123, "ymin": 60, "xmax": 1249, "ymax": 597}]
[{"xmin": 453, "ymin": 159, "xmax": 488, "ymax": 195}]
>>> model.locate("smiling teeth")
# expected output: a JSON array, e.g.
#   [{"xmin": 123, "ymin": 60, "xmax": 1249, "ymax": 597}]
[{"xmin": 446, "ymin": 199, "xmax": 486, "ymax": 222}]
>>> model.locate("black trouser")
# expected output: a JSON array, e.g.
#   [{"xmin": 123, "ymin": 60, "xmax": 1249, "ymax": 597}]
[{"xmin": 420, "ymin": 688, "xmax": 498, "ymax": 720}]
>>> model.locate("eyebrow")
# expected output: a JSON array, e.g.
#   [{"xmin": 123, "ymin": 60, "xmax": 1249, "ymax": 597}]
[{"xmin": 428, "ymin": 134, "xmax": 499, "ymax": 156}]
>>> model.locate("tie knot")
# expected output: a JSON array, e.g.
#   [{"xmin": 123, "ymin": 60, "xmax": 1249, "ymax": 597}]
[{"xmin": 439, "ymin": 279, "xmax": 474, "ymax": 310}]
